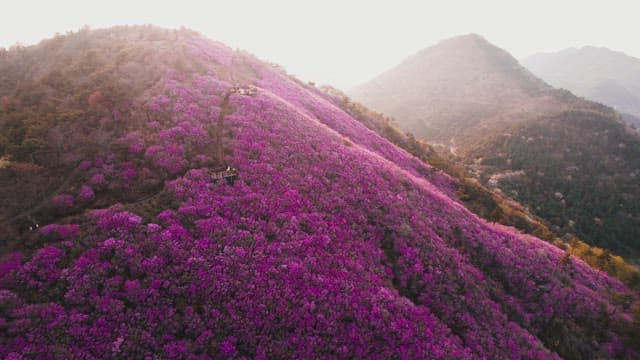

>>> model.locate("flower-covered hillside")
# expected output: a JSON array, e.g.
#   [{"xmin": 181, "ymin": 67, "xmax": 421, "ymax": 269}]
[
  {"xmin": 1, "ymin": 26, "xmax": 638, "ymax": 359},
  {"xmin": 318, "ymin": 85, "xmax": 640, "ymax": 292}
]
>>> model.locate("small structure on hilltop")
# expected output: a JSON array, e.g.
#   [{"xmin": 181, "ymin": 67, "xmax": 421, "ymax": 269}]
[
  {"xmin": 235, "ymin": 85, "xmax": 258, "ymax": 96},
  {"xmin": 208, "ymin": 166, "xmax": 238, "ymax": 185}
]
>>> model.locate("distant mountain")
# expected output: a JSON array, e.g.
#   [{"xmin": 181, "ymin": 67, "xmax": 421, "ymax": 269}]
[
  {"xmin": 1, "ymin": 27, "xmax": 638, "ymax": 359},
  {"xmin": 351, "ymin": 34, "xmax": 640, "ymax": 260},
  {"xmin": 523, "ymin": 46, "xmax": 640, "ymax": 123},
  {"xmin": 350, "ymin": 34, "xmax": 566, "ymax": 144},
  {"xmin": 622, "ymin": 113, "xmax": 640, "ymax": 128}
]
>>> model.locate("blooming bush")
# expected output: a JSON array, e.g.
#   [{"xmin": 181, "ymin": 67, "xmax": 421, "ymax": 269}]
[
  {"xmin": 50, "ymin": 193, "xmax": 74, "ymax": 213},
  {"xmin": 78, "ymin": 185, "xmax": 95, "ymax": 202},
  {"xmin": 89, "ymin": 173, "xmax": 107, "ymax": 188}
]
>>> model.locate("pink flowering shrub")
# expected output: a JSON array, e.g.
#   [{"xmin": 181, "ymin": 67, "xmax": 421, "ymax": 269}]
[
  {"xmin": 0, "ymin": 27, "xmax": 637, "ymax": 359},
  {"xmin": 89, "ymin": 173, "xmax": 107, "ymax": 188},
  {"xmin": 119, "ymin": 162, "xmax": 138, "ymax": 183},
  {"xmin": 118, "ymin": 131, "xmax": 145, "ymax": 154},
  {"xmin": 79, "ymin": 160, "xmax": 93, "ymax": 171},
  {"xmin": 78, "ymin": 185, "xmax": 95, "ymax": 202},
  {"xmin": 50, "ymin": 193, "xmax": 74, "ymax": 213},
  {"xmin": 39, "ymin": 224, "xmax": 80, "ymax": 240}
]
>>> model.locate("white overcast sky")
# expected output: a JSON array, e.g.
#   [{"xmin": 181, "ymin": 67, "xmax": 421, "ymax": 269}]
[{"xmin": 1, "ymin": 0, "xmax": 638, "ymax": 90}]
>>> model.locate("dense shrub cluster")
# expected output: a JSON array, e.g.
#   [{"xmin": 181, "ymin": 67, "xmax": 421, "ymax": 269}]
[{"xmin": 1, "ymin": 27, "xmax": 638, "ymax": 359}]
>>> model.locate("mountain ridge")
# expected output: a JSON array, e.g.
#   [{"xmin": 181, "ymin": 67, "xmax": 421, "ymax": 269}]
[
  {"xmin": 350, "ymin": 33, "xmax": 563, "ymax": 144},
  {"xmin": 522, "ymin": 46, "xmax": 640, "ymax": 120}
]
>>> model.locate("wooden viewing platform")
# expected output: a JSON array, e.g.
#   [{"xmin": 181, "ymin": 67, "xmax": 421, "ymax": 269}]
[
  {"xmin": 234, "ymin": 85, "xmax": 258, "ymax": 96},
  {"xmin": 208, "ymin": 166, "xmax": 238, "ymax": 184}
]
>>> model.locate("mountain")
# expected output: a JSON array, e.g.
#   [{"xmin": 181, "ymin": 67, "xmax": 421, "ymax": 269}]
[
  {"xmin": 350, "ymin": 34, "xmax": 564, "ymax": 144},
  {"xmin": 622, "ymin": 113, "xmax": 640, "ymax": 128},
  {"xmin": 522, "ymin": 46, "xmax": 640, "ymax": 123},
  {"xmin": 351, "ymin": 34, "xmax": 640, "ymax": 260},
  {"xmin": 0, "ymin": 27, "xmax": 638, "ymax": 359}
]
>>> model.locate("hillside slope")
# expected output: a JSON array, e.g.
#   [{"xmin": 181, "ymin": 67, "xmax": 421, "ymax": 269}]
[
  {"xmin": 523, "ymin": 46, "xmax": 640, "ymax": 122},
  {"xmin": 1, "ymin": 27, "xmax": 638, "ymax": 359},
  {"xmin": 325, "ymin": 85, "xmax": 640, "ymax": 290},
  {"xmin": 350, "ymin": 34, "xmax": 640, "ymax": 260}
]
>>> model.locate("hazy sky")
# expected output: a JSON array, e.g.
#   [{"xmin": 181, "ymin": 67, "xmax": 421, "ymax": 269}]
[{"xmin": 2, "ymin": 0, "xmax": 639, "ymax": 90}]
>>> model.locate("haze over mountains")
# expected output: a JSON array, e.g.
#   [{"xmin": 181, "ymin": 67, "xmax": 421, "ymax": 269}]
[
  {"xmin": 523, "ymin": 46, "xmax": 640, "ymax": 127},
  {"xmin": 350, "ymin": 34, "xmax": 562, "ymax": 144},
  {"xmin": 351, "ymin": 34, "xmax": 640, "ymax": 260},
  {"xmin": 1, "ymin": 26, "xmax": 638, "ymax": 358}
]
